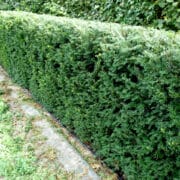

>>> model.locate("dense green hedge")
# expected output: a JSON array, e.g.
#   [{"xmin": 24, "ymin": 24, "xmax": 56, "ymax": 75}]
[
  {"xmin": 0, "ymin": 0, "xmax": 180, "ymax": 31},
  {"xmin": 0, "ymin": 11, "xmax": 180, "ymax": 179}
]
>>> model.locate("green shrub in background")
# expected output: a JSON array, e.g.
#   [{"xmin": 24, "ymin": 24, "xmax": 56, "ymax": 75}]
[
  {"xmin": 0, "ymin": 11, "xmax": 180, "ymax": 179},
  {"xmin": 0, "ymin": 0, "xmax": 180, "ymax": 31}
]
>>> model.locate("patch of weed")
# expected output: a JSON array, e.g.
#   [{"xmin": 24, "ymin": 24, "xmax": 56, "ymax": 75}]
[{"xmin": 25, "ymin": 118, "xmax": 33, "ymax": 133}]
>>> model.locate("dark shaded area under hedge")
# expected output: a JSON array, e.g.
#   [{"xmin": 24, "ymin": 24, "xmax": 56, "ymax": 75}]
[
  {"xmin": 0, "ymin": 0, "xmax": 180, "ymax": 31},
  {"xmin": 0, "ymin": 11, "xmax": 180, "ymax": 179}
]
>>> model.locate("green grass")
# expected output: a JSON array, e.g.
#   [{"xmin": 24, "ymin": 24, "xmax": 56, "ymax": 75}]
[{"xmin": 0, "ymin": 97, "xmax": 69, "ymax": 180}]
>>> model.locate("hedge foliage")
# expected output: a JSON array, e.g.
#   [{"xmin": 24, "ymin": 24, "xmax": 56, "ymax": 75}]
[
  {"xmin": 0, "ymin": 11, "xmax": 180, "ymax": 179},
  {"xmin": 0, "ymin": 0, "xmax": 180, "ymax": 31}
]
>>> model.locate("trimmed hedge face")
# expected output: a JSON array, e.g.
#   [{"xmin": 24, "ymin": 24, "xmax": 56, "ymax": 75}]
[
  {"xmin": 0, "ymin": 11, "xmax": 180, "ymax": 179},
  {"xmin": 0, "ymin": 0, "xmax": 180, "ymax": 31}
]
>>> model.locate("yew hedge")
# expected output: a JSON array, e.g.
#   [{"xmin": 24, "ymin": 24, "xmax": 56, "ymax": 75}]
[{"xmin": 0, "ymin": 11, "xmax": 180, "ymax": 179}]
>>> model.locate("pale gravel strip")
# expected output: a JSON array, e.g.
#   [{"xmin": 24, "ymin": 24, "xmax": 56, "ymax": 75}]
[{"xmin": 21, "ymin": 104, "xmax": 40, "ymax": 117}]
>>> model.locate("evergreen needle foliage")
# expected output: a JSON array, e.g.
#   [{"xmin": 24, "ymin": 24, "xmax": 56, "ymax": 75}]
[{"xmin": 0, "ymin": 11, "xmax": 180, "ymax": 179}]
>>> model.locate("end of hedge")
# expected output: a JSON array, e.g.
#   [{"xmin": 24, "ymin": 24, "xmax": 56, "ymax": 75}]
[{"xmin": 0, "ymin": 11, "xmax": 180, "ymax": 179}]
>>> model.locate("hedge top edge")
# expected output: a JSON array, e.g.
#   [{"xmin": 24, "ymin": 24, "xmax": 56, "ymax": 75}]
[{"xmin": 0, "ymin": 11, "xmax": 179, "ymax": 38}]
